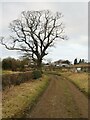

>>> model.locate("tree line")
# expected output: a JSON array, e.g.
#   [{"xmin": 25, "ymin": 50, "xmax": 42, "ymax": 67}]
[
  {"xmin": 2, "ymin": 57, "xmax": 31, "ymax": 71},
  {"xmin": 74, "ymin": 58, "xmax": 86, "ymax": 65}
]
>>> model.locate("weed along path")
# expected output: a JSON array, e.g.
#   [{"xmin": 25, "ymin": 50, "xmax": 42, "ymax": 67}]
[{"xmin": 25, "ymin": 75, "xmax": 88, "ymax": 118}]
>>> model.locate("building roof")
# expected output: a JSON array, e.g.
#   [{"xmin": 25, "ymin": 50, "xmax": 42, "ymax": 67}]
[{"xmin": 53, "ymin": 59, "xmax": 71, "ymax": 65}]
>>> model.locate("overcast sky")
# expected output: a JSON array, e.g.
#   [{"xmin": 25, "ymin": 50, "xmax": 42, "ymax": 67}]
[{"xmin": 0, "ymin": 1, "xmax": 88, "ymax": 63}]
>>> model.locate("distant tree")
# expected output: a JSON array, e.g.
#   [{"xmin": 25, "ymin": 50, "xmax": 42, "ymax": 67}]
[
  {"xmin": 79, "ymin": 59, "xmax": 82, "ymax": 64},
  {"xmin": 2, "ymin": 58, "xmax": 10, "ymax": 70},
  {"xmin": 81, "ymin": 59, "xmax": 85, "ymax": 63},
  {"xmin": 2, "ymin": 57, "xmax": 17, "ymax": 70},
  {"xmin": 74, "ymin": 58, "xmax": 77, "ymax": 65},
  {"xmin": 20, "ymin": 57, "xmax": 30, "ymax": 65},
  {"xmin": 19, "ymin": 58, "xmax": 29, "ymax": 71},
  {"xmin": 0, "ymin": 10, "xmax": 67, "ymax": 70}
]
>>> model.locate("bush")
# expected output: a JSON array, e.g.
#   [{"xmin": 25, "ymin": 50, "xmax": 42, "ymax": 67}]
[
  {"xmin": 2, "ymin": 71, "xmax": 33, "ymax": 90},
  {"xmin": 32, "ymin": 70, "xmax": 42, "ymax": 79}
]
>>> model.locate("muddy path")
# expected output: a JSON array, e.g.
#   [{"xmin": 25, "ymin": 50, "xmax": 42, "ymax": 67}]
[{"xmin": 25, "ymin": 75, "xmax": 88, "ymax": 118}]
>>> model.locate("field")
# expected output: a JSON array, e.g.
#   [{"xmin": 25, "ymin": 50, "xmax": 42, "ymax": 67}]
[
  {"xmin": 0, "ymin": 70, "xmax": 21, "ymax": 75},
  {"xmin": 2, "ymin": 75, "xmax": 49, "ymax": 118},
  {"xmin": 60, "ymin": 71, "xmax": 88, "ymax": 96},
  {"xmin": 2, "ymin": 70, "xmax": 89, "ymax": 118},
  {"xmin": 0, "ymin": 92, "xmax": 2, "ymax": 120},
  {"xmin": 25, "ymin": 72, "xmax": 88, "ymax": 118},
  {"xmin": 0, "ymin": 70, "xmax": 2, "ymax": 74},
  {"xmin": 2, "ymin": 70, "xmax": 19, "ymax": 74},
  {"xmin": 47, "ymin": 70, "xmax": 88, "ymax": 96}
]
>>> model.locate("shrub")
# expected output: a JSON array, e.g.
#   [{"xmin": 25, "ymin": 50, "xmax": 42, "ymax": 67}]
[
  {"xmin": 32, "ymin": 70, "xmax": 42, "ymax": 79},
  {"xmin": 2, "ymin": 71, "xmax": 32, "ymax": 89}
]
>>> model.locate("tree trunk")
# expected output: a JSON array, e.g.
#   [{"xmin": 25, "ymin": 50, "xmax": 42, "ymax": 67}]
[{"xmin": 37, "ymin": 59, "xmax": 42, "ymax": 71}]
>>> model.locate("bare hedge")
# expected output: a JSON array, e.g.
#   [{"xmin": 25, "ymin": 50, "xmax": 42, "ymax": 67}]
[{"xmin": 2, "ymin": 71, "xmax": 32, "ymax": 90}]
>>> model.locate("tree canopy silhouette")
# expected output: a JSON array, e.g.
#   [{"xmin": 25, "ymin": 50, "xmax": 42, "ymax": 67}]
[{"xmin": 0, "ymin": 10, "xmax": 67, "ymax": 69}]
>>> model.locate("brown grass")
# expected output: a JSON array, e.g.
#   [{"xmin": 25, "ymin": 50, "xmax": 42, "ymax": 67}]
[
  {"xmin": 2, "ymin": 75, "xmax": 49, "ymax": 118},
  {"xmin": 47, "ymin": 70, "xmax": 88, "ymax": 96},
  {"xmin": 0, "ymin": 91, "xmax": 2, "ymax": 119},
  {"xmin": 61, "ymin": 72, "xmax": 88, "ymax": 96}
]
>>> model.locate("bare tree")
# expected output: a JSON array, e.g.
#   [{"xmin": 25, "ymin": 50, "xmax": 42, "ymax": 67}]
[{"xmin": 0, "ymin": 10, "xmax": 67, "ymax": 69}]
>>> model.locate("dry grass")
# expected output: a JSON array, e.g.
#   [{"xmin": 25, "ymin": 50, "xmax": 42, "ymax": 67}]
[
  {"xmin": 2, "ymin": 70, "xmax": 13, "ymax": 74},
  {"xmin": 2, "ymin": 75, "xmax": 49, "ymax": 118},
  {"xmin": 0, "ymin": 69, "xmax": 2, "ymax": 74},
  {"xmin": 56, "ymin": 70, "xmax": 88, "ymax": 96},
  {"xmin": 69, "ymin": 73, "xmax": 88, "ymax": 92},
  {"xmin": 49, "ymin": 70, "xmax": 89, "ymax": 96},
  {"xmin": 62, "ymin": 72, "xmax": 88, "ymax": 96},
  {"xmin": 2, "ymin": 70, "xmax": 20, "ymax": 74},
  {"xmin": 0, "ymin": 92, "xmax": 2, "ymax": 120}
]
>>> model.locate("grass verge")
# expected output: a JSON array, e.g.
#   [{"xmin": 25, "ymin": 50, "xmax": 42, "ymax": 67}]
[
  {"xmin": 59, "ymin": 72, "xmax": 89, "ymax": 97},
  {"xmin": 2, "ymin": 74, "xmax": 49, "ymax": 118},
  {"xmin": 47, "ymin": 71, "xmax": 89, "ymax": 97},
  {"xmin": 2, "ymin": 70, "xmax": 18, "ymax": 75}
]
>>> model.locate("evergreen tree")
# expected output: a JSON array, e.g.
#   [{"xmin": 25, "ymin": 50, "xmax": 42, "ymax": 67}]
[
  {"xmin": 79, "ymin": 59, "xmax": 82, "ymax": 64},
  {"xmin": 81, "ymin": 59, "xmax": 85, "ymax": 63},
  {"xmin": 74, "ymin": 58, "xmax": 77, "ymax": 65}
]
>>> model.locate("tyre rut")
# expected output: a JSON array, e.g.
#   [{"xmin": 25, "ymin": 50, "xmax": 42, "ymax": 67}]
[{"xmin": 25, "ymin": 75, "xmax": 88, "ymax": 118}]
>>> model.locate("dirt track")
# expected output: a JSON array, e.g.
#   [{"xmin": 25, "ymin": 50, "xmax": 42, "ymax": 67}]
[{"xmin": 25, "ymin": 75, "xmax": 88, "ymax": 118}]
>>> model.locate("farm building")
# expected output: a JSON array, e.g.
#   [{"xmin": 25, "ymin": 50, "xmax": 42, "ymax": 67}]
[
  {"xmin": 70, "ymin": 63, "xmax": 89, "ymax": 72},
  {"xmin": 52, "ymin": 59, "xmax": 71, "ymax": 67}
]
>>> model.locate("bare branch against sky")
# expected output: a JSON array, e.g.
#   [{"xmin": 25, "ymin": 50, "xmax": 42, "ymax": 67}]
[{"xmin": 0, "ymin": 2, "xmax": 88, "ymax": 63}]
